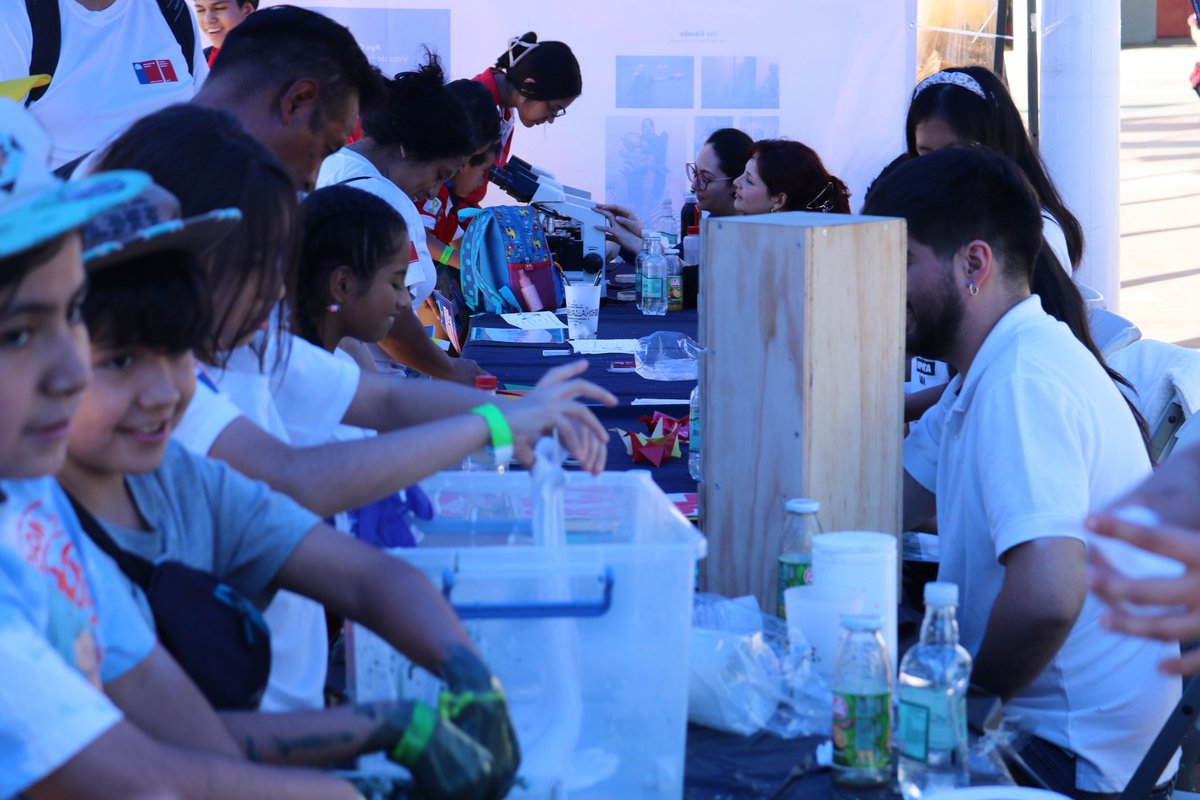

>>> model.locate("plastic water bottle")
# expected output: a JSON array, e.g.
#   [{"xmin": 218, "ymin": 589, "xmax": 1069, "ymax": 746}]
[
  {"xmin": 641, "ymin": 235, "xmax": 667, "ymax": 316},
  {"xmin": 688, "ymin": 384, "xmax": 701, "ymax": 480},
  {"xmin": 897, "ymin": 582, "xmax": 972, "ymax": 798},
  {"xmin": 665, "ymin": 246, "xmax": 683, "ymax": 311},
  {"xmin": 832, "ymin": 615, "xmax": 893, "ymax": 787},
  {"xmin": 634, "ymin": 229, "xmax": 653, "ymax": 310},
  {"xmin": 777, "ymin": 499, "xmax": 821, "ymax": 617}
]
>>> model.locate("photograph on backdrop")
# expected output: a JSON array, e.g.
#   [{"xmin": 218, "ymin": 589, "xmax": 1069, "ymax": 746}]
[
  {"xmin": 615, "ymin": 56, "xmax": 695, "ymax": 108},
  {"xmin": 308, "ymin": 6, "xmax": 451, "ymax": 73},
  {"xmin": 738, "ymin": 115, "xmax": 780, "ymax": 141},
  {"xmin": 605, "ymin": 114, "xmax": 687, "ymax": 232},
  {"xmin": 701, "ymin": 56, "xmax": 780, "ymax": 108}
]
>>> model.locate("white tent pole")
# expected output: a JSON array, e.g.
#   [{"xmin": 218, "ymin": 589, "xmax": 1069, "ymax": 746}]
[{"xmin": 1038, "ymin": 0, "xmax": 1121, "ymax": 308}]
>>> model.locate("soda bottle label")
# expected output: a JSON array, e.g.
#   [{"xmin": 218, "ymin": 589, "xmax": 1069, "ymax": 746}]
[
  {"xmin": 833, "ymin": 691, "xmax": 892, "ymax": 769},
  {"xmin": 776, "ymin": 554, "xmax": 813, "ymax": 617},
  {"xmin": 898, "ymin": 687, "xmax": 966, "ymax": 761}
]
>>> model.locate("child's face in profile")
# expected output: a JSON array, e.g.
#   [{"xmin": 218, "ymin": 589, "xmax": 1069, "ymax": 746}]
[
  {"xmin": 66, "ymin": 346, "xmax": 196, "ymax": 478},
  {"xmin": 0, "ymin": 235, "xmax": 90, "ymax": 479},
  {"xmin": 338, "ymin": 242, "xmax": 411, "ymax": 344}
]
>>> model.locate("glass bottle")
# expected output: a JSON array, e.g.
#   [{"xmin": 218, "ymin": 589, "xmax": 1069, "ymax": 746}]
[{"xmin": 832, "ymin": 614, "xmax": 893, "ymax": 787}]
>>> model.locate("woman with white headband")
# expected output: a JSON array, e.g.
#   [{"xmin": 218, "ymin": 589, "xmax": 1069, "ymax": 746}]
[
  {"xmin": 905, "ymin": 65, "xmax": 1081, "ymax": 276},
  {"xmin": 466, "ymin": 32, "xmax": 583, "ymax": 205}
]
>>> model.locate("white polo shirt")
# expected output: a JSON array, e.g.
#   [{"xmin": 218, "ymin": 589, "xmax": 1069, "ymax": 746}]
[
  {"xmin": 0, "ymin": 0, "xmax": 208, "ymax": 168},
  {"xmin": 905, "ymin": 296, "xmax": 1180, "ymax": 793}
]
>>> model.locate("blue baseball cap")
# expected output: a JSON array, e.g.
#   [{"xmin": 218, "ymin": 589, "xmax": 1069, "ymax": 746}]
[{"xmin": 0, "ymin": 98, "xmax": 150, "ymax": 260}]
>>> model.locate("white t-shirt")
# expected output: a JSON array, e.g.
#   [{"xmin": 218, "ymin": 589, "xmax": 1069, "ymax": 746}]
[
  {"xmin": 904, "ymin": 296, "xmax": 1179, "ymax": 793},
  {"xmin": 172, "ymin": 334, "xmax": 361, "ymax": 711},
  {"xmin": 316, "ymin": 148, "xmax": 437, "ymax": 307},
  {"xmin": 0, "ymin": 0, "xmax": 208, "ymax": 168},
  {"xmin": 0, "ymin": 477, "xmax": 157, "ymax": 796}
]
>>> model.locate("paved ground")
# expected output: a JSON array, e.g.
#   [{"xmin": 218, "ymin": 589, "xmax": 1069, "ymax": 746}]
[{"xmin": 1118, "ymin": 43, "xmax": 1200, "ymax": 347}]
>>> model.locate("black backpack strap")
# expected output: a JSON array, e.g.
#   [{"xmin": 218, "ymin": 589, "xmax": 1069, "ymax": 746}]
[
  {"xmin": 24, "ymin": 0, "xmax": 61, "ymax": 107},
  {"xmin": 155, "ymin": 0, "xmax": 196, "ymax": 78},
  {"xmin": 63, "ymin": 491, "xmax": 156, "ymax": 590}
]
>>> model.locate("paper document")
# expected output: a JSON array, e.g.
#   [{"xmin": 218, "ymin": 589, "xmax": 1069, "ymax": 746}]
[
  {"xmin": 501, "ymin": 311, "xmax": 567, "ymax": 329},
  {"xmin": 571, "ymin": 339, "xmax": 639, "ymax": 355},
  {"xmin": 631, "ymin": 398, "xmax": 691, "ymax": 406},
  {"xmin": 469, "ymin": 327, "xmax": 566, "ymax": 344}
]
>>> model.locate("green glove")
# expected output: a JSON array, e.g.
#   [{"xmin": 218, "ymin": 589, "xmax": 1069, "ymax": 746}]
[
  {"xmin": 386, "ymin": 701, "xmax": 495, "ymax": 800},
  {"xmin": 439, "ymin": 645, "xmax": 522, "ymax": 800}
]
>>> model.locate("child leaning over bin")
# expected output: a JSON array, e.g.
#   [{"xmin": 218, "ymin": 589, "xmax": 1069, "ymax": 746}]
[{"xmin": 56, "ymin": 179, "xmax": 520, "ymax": 799}]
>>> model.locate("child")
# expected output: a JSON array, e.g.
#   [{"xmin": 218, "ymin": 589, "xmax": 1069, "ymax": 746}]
[
  {"xmin": 0, "ymin": 95, "xmax": 361, "ymax": 799},
  {"xmin": 58, "ymin": 181, "xmax": 518, "ymax": 797},
  {"xmin": 293, "ymin": 184, "xmax": 432, "ymax": 548}
]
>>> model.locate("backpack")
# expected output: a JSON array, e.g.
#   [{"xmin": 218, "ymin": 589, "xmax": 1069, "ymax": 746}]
[
  {"xmin": 459, "ymin": 205, "xmax": 564, "ymax": 314},
  {"xmin": 24, "ymin": 0, "xmax": 197, "ymax": 107}
]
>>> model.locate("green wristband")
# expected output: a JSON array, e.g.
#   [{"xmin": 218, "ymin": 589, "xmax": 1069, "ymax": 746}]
[
  {"xmin": 438, "ymin": 688, "xmax": 507, "ymax": 720},
  {"xmin": 391, "ymin": 702, "xmax": 438, "ymax": 767},
  {"xmin": 469, "ymin": 403, "xmax": 513, "ymax": 465},
  {"xmin": 438, "ymin": 244, "xmax": 455, "ymax": 265}
]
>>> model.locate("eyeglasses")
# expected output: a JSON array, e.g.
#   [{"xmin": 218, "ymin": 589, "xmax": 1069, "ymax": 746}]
[
  {"xmin": 548, "ymin": 105, "xmax": 568, "ymax": 119},
  {"xmin": 686, "ymin": 162, "xmax": 732, "ymax": 191}
]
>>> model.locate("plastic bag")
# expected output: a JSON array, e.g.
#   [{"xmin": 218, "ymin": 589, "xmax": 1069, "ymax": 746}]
[
  {"xmin": 689, "ymin": 593, "xmax": 831, "ymax": 738},
  {"xmin": 634, "ymin": 331, "xmax": 701, "ymax": 381}
]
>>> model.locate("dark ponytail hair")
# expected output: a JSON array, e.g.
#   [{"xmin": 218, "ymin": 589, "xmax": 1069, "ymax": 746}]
[
  {"xmin": 361, "ymin": 52, "xmax": 474, "ymax": 162},
  {"xmin": 447, "ymin": 78, "xmax": 502, "ymax": 165},
  {"xmin": 494, "ymin": 32, "xmax": 581, "ymax": 101},
  {"xmin": 906, "ymin": 66, "xmax": 1084, "ymax": 269},
  {"xmin": 705, "ymin": 127, "xmax": 753, "ymax": 180},
  {"xmin": 750, "ymin": 139, "xmax": 851, "ymax": 213},
  {"xmin": 292, "ymin": 184, "xmax": 409, "ymax": 348}
]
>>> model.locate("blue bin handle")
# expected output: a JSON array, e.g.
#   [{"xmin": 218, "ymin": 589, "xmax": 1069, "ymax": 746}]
[{"xmin": 441, "ymin": 566, "xmax": 615, "ymax": 620}]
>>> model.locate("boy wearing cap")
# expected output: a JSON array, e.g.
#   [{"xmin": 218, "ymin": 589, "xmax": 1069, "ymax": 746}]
[
  {"xmin": 0, "ymin": 95, "xmax": 371, "ymax": 799},
  {"xmin": 57, "ymin": 178, "xmax": 519, "ymax": 800}
]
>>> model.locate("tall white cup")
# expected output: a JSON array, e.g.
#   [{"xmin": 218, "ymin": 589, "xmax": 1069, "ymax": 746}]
[{"xmin": 565, "ymin": 282, "xmax": 601, "ymax": 339}]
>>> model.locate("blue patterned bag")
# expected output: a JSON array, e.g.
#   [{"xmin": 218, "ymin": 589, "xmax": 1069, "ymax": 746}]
[{"xmin": 459, "ymin": 206, "xmax": 564, "ymax": 314}]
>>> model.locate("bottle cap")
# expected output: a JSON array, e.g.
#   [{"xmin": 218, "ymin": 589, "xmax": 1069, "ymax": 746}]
[
  {"xmin": 840, "ymin": 614, "xmax": 882, "ymax": 631},
  {"xmin": 785, "ymin": 498, "xmax": 820, "ymax": 514},
  {"xmin": 474, "ymin": 376, "xmax": 498, "ymax": 391},
  {"xmin": 924, "ymin": 581, "xmax": 959, "ymax": 606}
]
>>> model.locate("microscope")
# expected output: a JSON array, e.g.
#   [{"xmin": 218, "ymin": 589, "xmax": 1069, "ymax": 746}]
[{"xmin": 488, "ymin": 156, "xmax": 607, "ymax": 281}]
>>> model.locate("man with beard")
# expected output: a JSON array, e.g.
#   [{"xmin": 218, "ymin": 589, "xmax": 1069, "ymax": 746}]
[{"xmin": 864, "ymin": 148, "xmax": 1179, "ymax": 800}]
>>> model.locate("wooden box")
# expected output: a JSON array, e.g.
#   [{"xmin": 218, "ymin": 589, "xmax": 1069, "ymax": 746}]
[{"xmin": 697, "ymin": 212, "xmax": 906, "ymax": 611}]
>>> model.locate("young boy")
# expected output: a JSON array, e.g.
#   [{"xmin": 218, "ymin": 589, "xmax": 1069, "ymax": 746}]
[{"xmin": 57, "ymin": 181, "xmax": 519, "ymax": 799}]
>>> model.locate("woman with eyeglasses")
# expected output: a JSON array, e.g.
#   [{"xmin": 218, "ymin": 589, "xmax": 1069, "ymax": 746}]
[
  {"xmin": 732, "ymin": 139, "xmax": 850, "ymax": 215},
  {"xmin": 465, "ymin": 32, "xmax": 582, "ymax": 206},
  {"xmin": 595, "ymin": 127, "xmax": 753, "ymax": 256}
]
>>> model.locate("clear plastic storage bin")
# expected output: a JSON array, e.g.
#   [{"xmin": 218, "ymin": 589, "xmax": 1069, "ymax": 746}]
[{"xmin": 348, "ymin": 469, "xmax": 706, "ymax": 799}]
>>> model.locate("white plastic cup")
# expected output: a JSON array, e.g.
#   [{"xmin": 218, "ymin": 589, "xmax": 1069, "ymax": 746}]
[
  {"xmin": 784, "ymin": 584, "xmax": 865, "ymax": 686},
  {"xmin": 565, "ymin": 283, "xmax": 601, "ymax": 340},
  {"xmin": 812, "ymin": 532, "xmax": 899, "ymax": 676}
]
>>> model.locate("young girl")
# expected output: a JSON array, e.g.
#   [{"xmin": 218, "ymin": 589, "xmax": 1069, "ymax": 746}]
[
  {"xmin": 293, "ymin": 184, "xmax": 411, "ymax": 355},
  {"xmin": 467, "ymin": 32, "xmax": 583, "ymax": 205},
  {"xmin": 58, "ymin": 183, "xmax": 517, "ymax": 797}
]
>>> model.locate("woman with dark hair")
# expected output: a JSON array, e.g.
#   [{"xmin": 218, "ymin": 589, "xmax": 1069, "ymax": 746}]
[
  {"xmin": 594, "ymin": 127, "xmax": 753, "ymax": 257},
  {"xmin": 691, "ymin": 127, "xmax": 753, "ymax": 218},
  {"xmin": 733, "ymin": 139, "xmax": 851, "ymax": 215},
  {"xmin": 906, "ymin": 66, "xmax": 1082, "ymax": 274},
  {"xmin": 466, "ymin": 32, "xmax": 583, "ymax": 204},
  {"xmin": 317, "ymin": 53, "xmax": 487, "ymax": 384},
  {"xmin": 900, "ymin": 68, "xmax": 1134, "ymax": 435}
]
